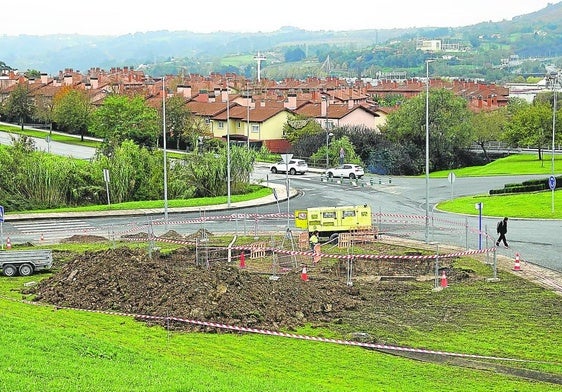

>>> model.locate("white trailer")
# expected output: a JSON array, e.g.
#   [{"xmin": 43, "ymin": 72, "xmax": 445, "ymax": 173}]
[{"xmin": 0, "ymin": 250, "xmax": 53, "ymax": 277}]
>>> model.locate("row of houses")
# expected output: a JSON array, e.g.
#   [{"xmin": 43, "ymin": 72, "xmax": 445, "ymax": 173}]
[{"xmin": 0, "ymin": 67, "xmax": 509, "ymax": 153}]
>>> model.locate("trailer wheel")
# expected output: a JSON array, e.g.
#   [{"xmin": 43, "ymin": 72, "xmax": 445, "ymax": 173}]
[
  {"xmin": 329, "ymin": 233, "xmax": 340, "ymax": 244},
  {"xmin": 18, "ymin": 263, "xmax": 34, "ymax": 277},
  {"xmin": 2, "ymin": 264, "xmax": 18, "ymax": 277}
]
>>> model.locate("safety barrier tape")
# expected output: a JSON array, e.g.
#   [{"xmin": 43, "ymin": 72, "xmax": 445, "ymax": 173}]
[
  {"xmin": 3, "ymin": 211, "xmax": 490, "ymax": 239},
  {"xmin": 119, "ymin": 235, "xmax": 496, "ymax": 261},
  {"xmin": 1, "ymin": 295, "xmax": 551, "ymax": 365}
]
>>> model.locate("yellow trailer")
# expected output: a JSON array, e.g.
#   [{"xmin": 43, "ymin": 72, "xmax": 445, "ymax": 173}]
[{"xmin": 294, "ymin": 204, "xmax": 374, "ymax": 240}]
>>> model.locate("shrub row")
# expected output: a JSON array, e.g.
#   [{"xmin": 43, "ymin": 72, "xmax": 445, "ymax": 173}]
[{"xmin": 489, "ymin": 176, "xmax": 562, "ymax": 195}]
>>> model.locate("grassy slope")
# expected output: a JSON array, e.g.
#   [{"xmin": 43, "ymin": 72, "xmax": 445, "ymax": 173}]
[
  {"xmin": 433, "ymin": 154, "xmax": 562, "ymax": 218},
  {"xmin": 1, "ymin": 253, "xmax": 561, "ymax": 391}
]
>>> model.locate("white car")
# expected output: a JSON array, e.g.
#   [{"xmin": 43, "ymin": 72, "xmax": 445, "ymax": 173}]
[
  {"xmin": 325, "ymin": 164, "xmax": 365, "ymax": 179},
  {"xmin": 270, "ymin": 159, "xmax": 309, "ymax": 175}
]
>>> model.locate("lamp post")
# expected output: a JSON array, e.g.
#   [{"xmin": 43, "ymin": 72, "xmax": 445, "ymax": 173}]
[
  {"xmin": 226, "ymin": 85, "xmax": 231, "ymax": 208},
  {"xmin": 326, "ymin": 131, "xmax": 333, "ymax": 168},
  {"xmin": 162, "ymin": 76, "xmax": 169, "ymax": 225},
  {"xmin": 424, "ymin": 61, "xmax": 430, "ymax": 243},
  {"xmin": 548, "ymin": 71, "xmax": 558, "ymax": 174},
  {"xmin": 246, "ymin": 84, "xmax": 251, "ymax": 150},
  {"xmin": 547, "ymin": 70, "xmax": 559, "ymax": 213}
]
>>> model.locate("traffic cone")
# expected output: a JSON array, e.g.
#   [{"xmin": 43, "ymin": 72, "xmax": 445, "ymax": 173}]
[
  {"xmin": 300, "ymin": 265, "xmax": 309, "ymax": 281},
  {"xmin": 440, "ymin": 270, "xmax": 448, "ymax": 288},
  {"xmin": 6, "ymin": 237, "xmax": 11, "ymax": 249},
  {"xmin": 513, "ymin": 252, "xmax": 522, "ymax": 271},
  {"xmin": 239, "ymin": 252, "xmax": 246, "ymax": 269}
]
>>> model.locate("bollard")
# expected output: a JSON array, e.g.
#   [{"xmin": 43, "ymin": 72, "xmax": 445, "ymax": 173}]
[
  {"xmin": 378, "ymin": 178, "xmax": 382, "ymax": 184},
  {"xmin": 388, "ymin": 177, "xmax": 392, "ymax": 184}
]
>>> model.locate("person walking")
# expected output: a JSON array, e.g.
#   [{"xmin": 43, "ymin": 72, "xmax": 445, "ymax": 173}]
[
  {"xmin": 496, "ymin": 217, "xmax": 509, "ymax": 248},
  {"xmin": 339, "ymin": 147, "xmax": 345, "ymax": 165}
]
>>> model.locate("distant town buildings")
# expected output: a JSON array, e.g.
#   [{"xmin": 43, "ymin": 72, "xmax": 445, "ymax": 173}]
[{"xmin": 0, "ymin": 66, "xmax": 517, "ymax": 153}]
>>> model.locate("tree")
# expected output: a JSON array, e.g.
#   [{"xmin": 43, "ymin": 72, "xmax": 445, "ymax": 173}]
[
  {"xmin": 284, "ymin": 48, "xmax": 306, "ymax": 62},
  {"xmin": 384, "ymin": 88, "xmax": 473, "ymax": 173},
  {"xmin": 504, "ymin": 101, "xmax": 556, "ymax": 161},
  {"xmin": 310, "ymin": 135, "xmax": 362, "ymax": 168},
  {"xmin": 52, "ymin": 87, "xmax": 92, "ymax": 141},
  {"xmin": 163, "ymin": 95, "xmax": 210, "ymax": 151},
  {"xmin": 32, "ymin": 94, "xmax": 54, "ymax": 131},
  {"xmin": 470, "ymin": 107, "xmax": 508, "ymax": 161},
  {"xmin": 1, "ymin": 83, "xmax": 33, "ymax": 131},
  {"xmin": 89, "ymin": 94, "xmax": 159, "ymax": 156}
]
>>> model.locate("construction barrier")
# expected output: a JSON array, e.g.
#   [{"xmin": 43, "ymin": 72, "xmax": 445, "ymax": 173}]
[
  {"xmin": 513, "ymin": 252, "xmax": 522, "ymax": 271},
  {"xmin": 250, "ymin": 242, "xmax": 267, "ymax": 259}
]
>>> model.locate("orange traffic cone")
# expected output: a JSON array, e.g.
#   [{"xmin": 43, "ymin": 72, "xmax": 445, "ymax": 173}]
[
  {"xmin": 440, "ymin": 270, "xmax": 448, "ymax": 288},
  {"xmin": 6, "ymin": 237, "xmax": 12, "ymax": 249},
  {"xmin": 300, "ymin": 265, "xmax": 309, "ymax": 281},
  {"xmin": 513, "ymin": 253, "xmax": 522, "ymax": 271},
  {"xmin": 239, "ymin": 252, "xmax": 246, "ymax": 269}
]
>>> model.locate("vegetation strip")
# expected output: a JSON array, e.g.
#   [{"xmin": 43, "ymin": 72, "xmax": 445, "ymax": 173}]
[{"xmin": 2, "ymin": 295, "xmax": 552, "ymax": 366}]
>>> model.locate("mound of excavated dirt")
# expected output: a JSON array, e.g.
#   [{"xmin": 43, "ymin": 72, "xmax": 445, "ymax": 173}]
[{"xmin": 31, "ymin": 247, "xmax": 362, "ymax": 332}]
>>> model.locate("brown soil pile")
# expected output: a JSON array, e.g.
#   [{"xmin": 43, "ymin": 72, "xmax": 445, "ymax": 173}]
[{"xmin": 32, "ymin": 247, "xmax": 363, "ymax": 332}]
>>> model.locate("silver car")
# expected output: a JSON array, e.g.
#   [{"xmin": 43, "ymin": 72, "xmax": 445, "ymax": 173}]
[
  {"xmin": 270, "ymin": 159, "xmax": 309, "ymax": 175},
  {"xmin": 325, "ymin": 164, "xmax": 364, "ymax": 179}
]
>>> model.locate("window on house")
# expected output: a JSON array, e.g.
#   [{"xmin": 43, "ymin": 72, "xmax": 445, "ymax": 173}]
[
  {"xmin": 237, "ymin": 122, "xmax": 241, "ymax": 128},
  {"xmin": 205, "ymin": 118, "xmax": 210, "ymax": 124},
  {"xmin": 251, "ymin": 124, "xmax": 259, "ymax": 133},
  {"xmin": 218, "ymin": 122, "xmax": 224, "ymax": 129}
]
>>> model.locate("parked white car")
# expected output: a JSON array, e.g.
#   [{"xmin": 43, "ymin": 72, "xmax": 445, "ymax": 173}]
[
  {"xmin": 325, "ymin": 164, "xmax": 365, "ymax": 179},
  {"xmin": 270, "ymin": 159, "xmax": 309, "ymax": 175}
]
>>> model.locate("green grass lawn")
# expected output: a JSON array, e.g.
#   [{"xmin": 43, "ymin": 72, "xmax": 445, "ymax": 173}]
[
  {"xmin": 434, "ymin": 154, "xmax": 561, "ymax": 218},
  {"xmin": 1, "ymin": 249, "xmax": 561, "ymax": 391},
  {"xmin": 431, "ymin": 153, "xmax": 560, "ymax": 177}
]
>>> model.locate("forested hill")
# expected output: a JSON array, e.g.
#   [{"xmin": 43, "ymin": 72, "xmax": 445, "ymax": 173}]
[{"xmin": 0, "ymin": 2, "xmax": 561, "ymax": 76}]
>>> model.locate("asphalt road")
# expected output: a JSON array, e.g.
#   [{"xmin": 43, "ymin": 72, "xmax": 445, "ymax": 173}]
[
  {"xmin": 260, "ymin": 169, "xmax": 562, "ymax": 272},
  {"xmin": 1, "ymin": 131, "xmax": 561, "ymax": 272},
  {"xmin": 0, "ymin": 128, "xmax": 95, "ymax": 160}
]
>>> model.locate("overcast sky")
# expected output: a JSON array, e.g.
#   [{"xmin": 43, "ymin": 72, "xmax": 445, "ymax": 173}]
[{"xmin": 1, "ymin": 0, "xmax": 556, "ymax": 36}]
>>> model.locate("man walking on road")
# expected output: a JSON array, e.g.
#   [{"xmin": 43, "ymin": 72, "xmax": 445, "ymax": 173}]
[{"xmin": 496, "ymin": 217, "xmax": 509, "ymax": 248}]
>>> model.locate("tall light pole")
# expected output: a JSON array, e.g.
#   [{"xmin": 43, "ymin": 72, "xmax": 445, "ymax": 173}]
[
  {"xmin": 162, "ymin": 76, "xmax": 168, "ymax": 224},
  {"xmin": 326, "ymin": 131, "xmax": 333, "ymax": 168},
  {"xmin": 246, "ymin": 87, "xmax": 250, "ymax": 150},
  {"xmin": 226, "ymin": 85, "xmax": 231, "ymax": 208},
  {"xmin": 550, "ymin": 71, "xmax": 558, "ymax": 175},
  {"xmin": 547, "ymin": 70, "xmax": 559, "ymax": 213},
  {"xmin": 425, "ymin": 61, "xmax": 430, "ymax": 243},
  {"xmin": 323, "ymin": 96, "xmax": 332, "ymax": 168}
]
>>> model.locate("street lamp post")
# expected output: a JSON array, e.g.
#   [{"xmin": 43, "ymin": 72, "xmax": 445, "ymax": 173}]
[
  {"xmin": 162, "ymin": 76, "xmax": 169, "ymax": 225},
  {"xmin": 425, "ymin": 62, "xmax": 430, "ymax": 243},
  {"xmin": 226, "ymin": 86, "xmax": 231, "ymax": 208},
  {"xmin": 547, "ymin": 70, "xmax": 559, "ymax": 213},
  {"xmin": 246, "ymin": 84, "xmax": 251, "ymax": 150},
  {"xmin": 549, "ymin": 71, "xmax": 558, "ymax": 174},
  {"xmin": 326, "ymin": 131, "xmax": 333, "ymax": 168}
]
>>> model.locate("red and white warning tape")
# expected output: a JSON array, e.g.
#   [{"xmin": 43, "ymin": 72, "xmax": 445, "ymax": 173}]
[{"xmin": 3, "ymin": 296, "xmax": 551, "ymax": 365}]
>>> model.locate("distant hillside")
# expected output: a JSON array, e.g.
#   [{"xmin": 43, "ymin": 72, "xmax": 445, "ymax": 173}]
[
  {"xmin": 0, "ymin": 2, "xmax": 561, "ymax": 77},
  {"xmin": 459, "ymin": 1, "xmax": 562, "ymax": 58},
  {"xmin": 0, "ymin": 27, "xmax": 414, "ymax": 75}
]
